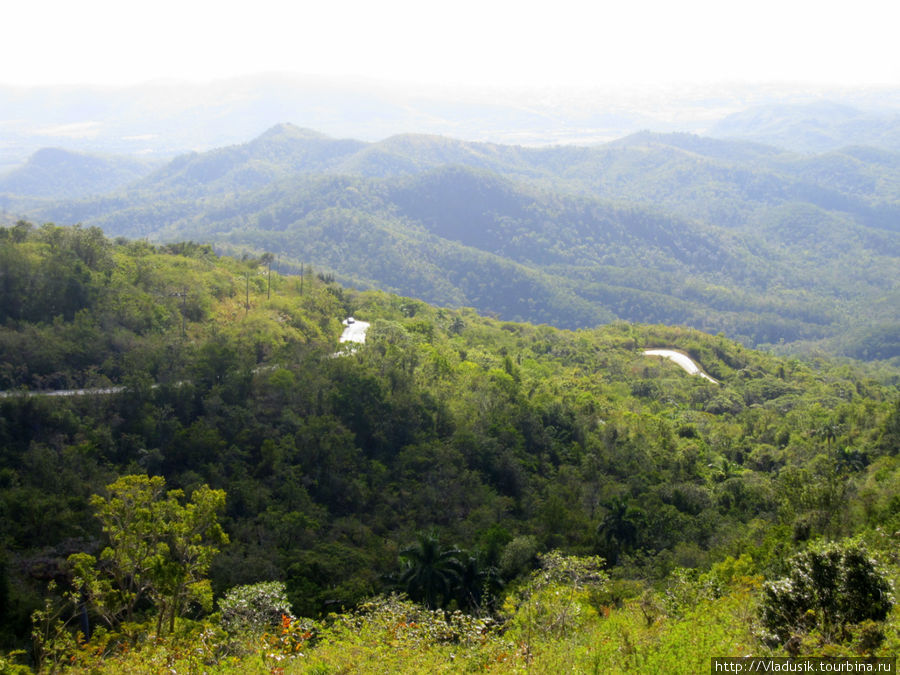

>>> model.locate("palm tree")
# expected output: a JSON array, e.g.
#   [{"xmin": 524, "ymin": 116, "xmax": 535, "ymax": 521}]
[
  {"xmin": 835, "ymin": 446, "xmax": 867, "ymax": 473},
  {"xmin": 597, "ymin": 497, "xmax": 642, "ymax": 564},
  {"xmin": 817, "ymin": 422, "xmax": 843, "ymax": 447},
  {"xmin": 398, "ymin": 534, "xmax": 463, "ymax": 610},
  {"xmin": 454, "ymin": 553, "xmax": 503, "ymax": 614},
  {"xmin": 708, "ymin": 457, "xmax": 741, "ymax": 482}
]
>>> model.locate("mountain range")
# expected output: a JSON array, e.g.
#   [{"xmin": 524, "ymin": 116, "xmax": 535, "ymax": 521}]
[
  {"xmin": 3, "ymin": 122, "xmax": 898, "ymax": 359},
  {"xmin": 5, "ymin": 77, "xmax": 900, "ymax": 170},
  {"xmin": 710, "ymin": 100, "xmax": 900, "ymax": 153}
]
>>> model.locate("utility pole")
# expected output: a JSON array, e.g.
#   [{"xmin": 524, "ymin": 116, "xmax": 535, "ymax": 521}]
[
  {"xmin": 261, "ymin": 252, "xmax": 275, "ymax": 300},
  {"xmin": 169, "ymin": 286, "xmax": 188, "ymax": 338}
]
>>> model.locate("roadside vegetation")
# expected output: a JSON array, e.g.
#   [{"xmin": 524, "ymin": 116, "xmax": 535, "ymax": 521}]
[{"xmin": 1, "ymin": 224, "xmax": 898, "ymax": 672}]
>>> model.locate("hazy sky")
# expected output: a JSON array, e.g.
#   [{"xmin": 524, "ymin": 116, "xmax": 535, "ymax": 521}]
[{"xmin": 4, "ymin": 0, "xmax": 899, "ymax": 88}]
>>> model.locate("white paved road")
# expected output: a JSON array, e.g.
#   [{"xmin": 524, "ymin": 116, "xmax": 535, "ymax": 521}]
[
  {"xmin": 339, "ymin": 318, "xmax": 370, "ymax": 344},
  {"xmin": 643, "ymin": 349, "xmax": 719, "ymax": 384}
]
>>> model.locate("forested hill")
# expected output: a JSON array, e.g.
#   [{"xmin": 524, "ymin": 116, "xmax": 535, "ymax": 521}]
[
  {"xmin": 14, "ymin": 124, "xmax": 900, "ymax": 360},
  {"xmin": 1, "ymin": 225, "xmax": 899, "ymax": 669},
  {"xmin": 709, "ymin": 101, "xmax": 900, "ymax": 153},
  {"xmin": 0, "ymin": 148, "xmax": 159, "ymax": 202}
]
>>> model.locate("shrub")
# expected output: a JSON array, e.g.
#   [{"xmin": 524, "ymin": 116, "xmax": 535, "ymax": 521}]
[
  {"xmin": 759, "ymin": 539, "xmax": 894, "ymax": 646},
  {"xmin": 504, "ymin": 552, "xmax": 608, "ymax": 640},
  {"xmin": 218, "ymin": 581, "xmax": 293, "ymax": 634}
]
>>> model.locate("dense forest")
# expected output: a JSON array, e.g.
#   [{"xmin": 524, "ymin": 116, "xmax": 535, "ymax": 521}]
[
  {"xmin": 0, "ymin": 224, "xmax": 898, "ymax": 672},
  {"xmin": 4, "ymin": 124, "xmax": 899, "ymax": 360}
]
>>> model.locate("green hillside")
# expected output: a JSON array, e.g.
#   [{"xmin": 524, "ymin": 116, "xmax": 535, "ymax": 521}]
[
  {"xmin": 137, "ymin": 125, "xmax": 367, "ymax": 197},
  {"xmin": 709, "ymin": 101, "xmax": 900, "ymax": 153},
  {"xmin": 1, "ymin": 225, "xmax": 898, "ymax": 672},
  {"xmin": 20, "ymin": 126, "xmax": 899, "ymax": 359},
  {"xmin": 0, "ymin": 148, "xmax": 158, "ymax": 205}
]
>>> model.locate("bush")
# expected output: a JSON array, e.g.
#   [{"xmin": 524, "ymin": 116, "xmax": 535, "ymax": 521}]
[
  {"xmin": 218, "ymin": 581, "xmax": 293, "ymax": 634},
  {"xmin": 503, "ymin": 552, "xmax": 608, "ymax": 640},
  {"xmin": 759, "ymin": 539, "xmax": 894, "ymax": 646}
]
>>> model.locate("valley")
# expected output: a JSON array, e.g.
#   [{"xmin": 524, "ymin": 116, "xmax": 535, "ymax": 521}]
[
  {"xmin": 0, "ymin": 225, "xmax": 897, "ymax": 672},
  {"xmin": 1, "ymin": 89, "xmax": 900, "ymax": 671},
  {"xmin": 2, "ymin": 123, "xmax": 898, "ymax": 360}
]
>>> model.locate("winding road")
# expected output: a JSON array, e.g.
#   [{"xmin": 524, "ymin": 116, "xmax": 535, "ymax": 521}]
[
  {"xmin": 3, "ymin": 326, "xmax": 713, "ymax": 399},
  {"xmin": 642, "ymin": 349, "xmax": 719, "ymax": 384},
  {"xmin": 0, "ymin": 386, "xmax": 126, "ymax": 399},
  {"xmin": 339, "ymin": 317, "xmax": 371, "ymax": 344}
]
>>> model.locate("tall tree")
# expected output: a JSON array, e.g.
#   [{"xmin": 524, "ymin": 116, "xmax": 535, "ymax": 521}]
[
  {"xmin": 70, "ymin": 475, "xmax": 228, "ymax": 634},
  {"xmin": 597, "ymin": 497, "xmax": 642, "ymax": 564},
  {"xmin": 398, "ymin": 534, "xmax": 463, "ymax": 610}
]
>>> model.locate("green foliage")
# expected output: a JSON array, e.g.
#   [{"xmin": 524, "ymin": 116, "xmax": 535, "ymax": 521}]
[
  {"xmin": 0, "ymin": 148, "xmax": 157, "ymax": 201},
  {"xmin": 297, "ymin": 595, "xmax": 500, "ymax": 674},
  {"xmin": 503, "ymin": 551, "xmax": 608, "ymax": 641},
  {"xmin": 759, "ymin": 539, "xmax": 894, "ymax": 648},
  {"xmin": 397, "ymin": 534, "xmax": 463, "ymax": 610},
  {"xmin": 29, "ymin": 582, "xmax": 81, "ymax": 673},
  {"xmin": 597, "ymin": 497, "xmax": 642, "ymax": 563},
  {"xmin": 218, "ymin": 581, "xmax": 293, "ymax": 635},
  {"xmin": 74, "ymin": 474, "xmax": 228, "ymax": 635},
  {"xmin": 497, "ymin": 535, "xmax": 539, "ymax": 580},
  {"xmin": 0, "ymin": 650, "xmax": 31, "ymax": 675},
  {"xmin": 332, "ymin": 594, "xmax": 494, "ymax": 650},
  {"xmin": 1, "ymin": 225, "xmax": 900, "ymax": 670},
  {"xmin": 23, "ymin": 126, "xmax": 900, "ymax": 358}
]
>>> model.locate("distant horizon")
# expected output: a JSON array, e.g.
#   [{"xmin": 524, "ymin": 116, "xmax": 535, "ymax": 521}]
[
  {"xmin": 5, "ymin": 0, "xmax": 899, "ymax": 90},
  {"xmin": 3, "ymin": 74, "xmax": 900, "ymax": 172}
]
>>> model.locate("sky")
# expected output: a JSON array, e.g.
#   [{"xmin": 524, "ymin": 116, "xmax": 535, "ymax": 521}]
[{"xmin": 3, "ymin": 0, "xmax": 899, "ymax": 89}]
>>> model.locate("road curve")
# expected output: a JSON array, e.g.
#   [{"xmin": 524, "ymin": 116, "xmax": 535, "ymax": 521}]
[
  {"xmin": 339, "ymin": 317, "xmax": 370, "ymax": 344},
  {"xmin": 643, "ymin": 349, "xmax": 719, "ymax": 384}
]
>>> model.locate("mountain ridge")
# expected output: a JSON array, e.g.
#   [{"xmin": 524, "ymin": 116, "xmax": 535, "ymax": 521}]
[
  {"xmin": 709, "ymin": 101, "xmax": 900, "ymax": 152},
  {"xmin": 14, "ymin": 124, "xmax": 900, "ymax": 359}
]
